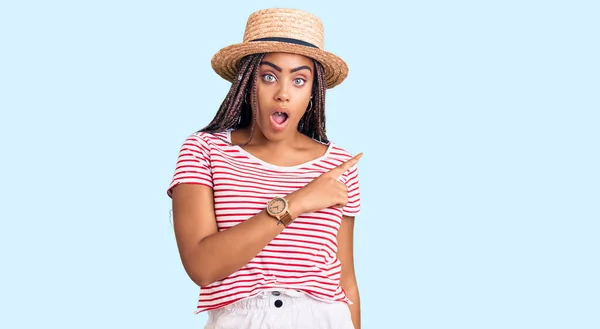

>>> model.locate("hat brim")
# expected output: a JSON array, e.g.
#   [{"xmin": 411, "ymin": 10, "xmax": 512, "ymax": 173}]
[{"xmin": 211, "ymin": 41, "xmax": 348, "ymax": 89}]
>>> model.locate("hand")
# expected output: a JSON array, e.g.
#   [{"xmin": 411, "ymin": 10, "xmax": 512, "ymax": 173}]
[{"xmin": 287, "ymin": 153, "xmax": 363, "ymax": 216}]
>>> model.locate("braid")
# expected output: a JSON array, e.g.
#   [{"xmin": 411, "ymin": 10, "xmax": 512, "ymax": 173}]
[
  {"xmin": 200, "ymin": 54, "xmax": 329, "ymax": 145},
  {"xmin": 242, "ymin": 57, "xmax": 262, "ymax": 146},
  {"xmin": 298, "ymin": 60, "xmax": 328, "ymax": 143},
  {"xmin": 199, "ymin": 53, "xmax": 265, "ymax": 136}
]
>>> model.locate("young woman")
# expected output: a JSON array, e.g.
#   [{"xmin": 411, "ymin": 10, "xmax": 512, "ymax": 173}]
[{"xmin": 167, "ymin": 8, "xmax": 363, "ymax": 329}]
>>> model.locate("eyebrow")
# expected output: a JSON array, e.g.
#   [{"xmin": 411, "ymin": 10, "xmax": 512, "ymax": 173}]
[{"xmin": 260, "ymin": 61, "xmax": 312, "ymax": 73}]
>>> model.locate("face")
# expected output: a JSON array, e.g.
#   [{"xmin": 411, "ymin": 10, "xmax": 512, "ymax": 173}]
[
  {"xmin": 250, "ymin": 52, "xmax": 314, "ymax": 141},
  {"xmin": 268, "ymin": 198, "xmax": 286, "ymax": 215}
]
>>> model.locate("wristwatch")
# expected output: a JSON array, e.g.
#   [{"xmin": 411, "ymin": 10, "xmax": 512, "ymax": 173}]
[{"xmin": 266, "ymin": 196, "xmax": 294, "ymax": 227}]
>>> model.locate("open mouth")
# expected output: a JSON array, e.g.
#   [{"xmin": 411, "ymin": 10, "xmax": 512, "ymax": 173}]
[{"xmin": 271, "ymin": 111, "xmax": 289, "ymax": 125}]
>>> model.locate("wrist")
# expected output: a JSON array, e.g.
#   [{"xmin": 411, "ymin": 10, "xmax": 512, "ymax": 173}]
[
  {"xmin": 285, "ymin": 192, "xmax": 305, "ymax": 220},
  {"xmin": 266, "ymin": 195, "xmax": 297, "ymax": 227}
]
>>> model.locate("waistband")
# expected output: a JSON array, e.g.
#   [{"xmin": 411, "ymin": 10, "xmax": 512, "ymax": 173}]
[{"xmin": 215, "ymin": 289, "xmax": 331, "ymax": 311}]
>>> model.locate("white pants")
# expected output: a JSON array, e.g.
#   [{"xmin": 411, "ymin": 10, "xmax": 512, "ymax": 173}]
[{"xmin": 204, "ymin": 289, "xmax": 355, "ymax": 329}]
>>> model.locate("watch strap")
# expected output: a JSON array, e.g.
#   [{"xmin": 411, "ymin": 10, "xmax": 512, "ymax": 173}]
[{"xmin": 277, "ymin": 211, "xmax": 293, "ymax": 227}]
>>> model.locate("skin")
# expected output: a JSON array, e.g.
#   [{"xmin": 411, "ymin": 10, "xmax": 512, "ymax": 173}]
[
  {"xmin": 238, "ymin": 52, "xmax": 324, "ymax": 165},
  {"xmin": 171, "ymin": 52, "xmax": 362, "ymax": 328}
]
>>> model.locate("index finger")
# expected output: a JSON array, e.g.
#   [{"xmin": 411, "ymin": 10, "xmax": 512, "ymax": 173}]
[{"xmin": 331, "ymin": 152, "xmax": 363, "ymax": 174}]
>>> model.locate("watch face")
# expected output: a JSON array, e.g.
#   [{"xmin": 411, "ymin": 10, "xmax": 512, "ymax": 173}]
[{"xmin": 268, "ymin": 197, "xmax": 286, "ymax": 215}]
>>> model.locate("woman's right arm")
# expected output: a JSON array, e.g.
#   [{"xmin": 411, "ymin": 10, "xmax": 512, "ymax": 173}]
[
  {"xmin": 171, "ymin": 183, "xmax": 291, "ymax": 287},
  {"xmin": 171, "ymin": 152, "xmax": 362, "ymax": 287}
]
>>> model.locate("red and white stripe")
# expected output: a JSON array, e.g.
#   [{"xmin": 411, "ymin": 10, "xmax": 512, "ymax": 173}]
[{"xmin": 167, "ymin": 130, "xmax": 361, "ymax": 313}]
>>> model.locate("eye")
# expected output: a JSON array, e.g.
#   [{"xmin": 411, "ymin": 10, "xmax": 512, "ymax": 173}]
[
  {"xmin": 262, "ymin": 74, "xmax": 276, "ymax": 82},
  {"xmin": 293, "ymin": 78, "xmax": 306, "ymax": 86}
]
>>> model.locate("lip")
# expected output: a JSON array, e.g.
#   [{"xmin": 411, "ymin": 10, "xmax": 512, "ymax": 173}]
[{"xmin": 269, "ymin": 107, "xmax": 290, "ymax": 131}]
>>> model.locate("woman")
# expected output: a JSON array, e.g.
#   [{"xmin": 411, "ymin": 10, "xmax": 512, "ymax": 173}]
[{"xmin": 167, "ymin": 8, "xmax": 363, "ymax": 329}]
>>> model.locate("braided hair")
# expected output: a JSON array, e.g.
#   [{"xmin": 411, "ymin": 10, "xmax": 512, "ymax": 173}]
[{"xmin": 199, "ymin": 53, "xmax": 329, "ymax": 144}]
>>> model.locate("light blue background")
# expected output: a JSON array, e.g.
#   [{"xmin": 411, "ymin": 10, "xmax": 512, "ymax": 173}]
[{"xmin": 1, "ymin": 0, "xmax": 598, "ymax": 328}]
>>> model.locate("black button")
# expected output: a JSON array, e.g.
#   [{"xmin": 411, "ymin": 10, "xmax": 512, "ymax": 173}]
[
  {"xmin": 274, "ymin": 299, "xmax": 283, "ymax": 308},
  {"xmin": 271, "ymin": 291, "xmax": 281, "ymax": 296}
]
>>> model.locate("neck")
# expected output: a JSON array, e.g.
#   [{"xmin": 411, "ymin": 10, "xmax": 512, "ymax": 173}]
[{"xmin": 237, "ymin": 126, "xmax": 306, "ymax": 151}]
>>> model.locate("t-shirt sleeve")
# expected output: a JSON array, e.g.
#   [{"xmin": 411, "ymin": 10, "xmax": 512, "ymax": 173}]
[
  {"xmin": 166, "ymin": 134, "xmax": 213, "ymax": 198},
  {"xmin": 341, "ymin": 165, "xmax": 361, "ymax": 217}
]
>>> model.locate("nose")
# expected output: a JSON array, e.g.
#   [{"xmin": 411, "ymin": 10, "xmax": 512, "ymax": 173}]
[{"xmin": 274, "ymin": 84, "xmax": 290, "ymax": 103}]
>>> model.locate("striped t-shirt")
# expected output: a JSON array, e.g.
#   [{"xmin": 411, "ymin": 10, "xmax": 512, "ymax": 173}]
[{"xmin": 167, "ymin": 129, "xmax": 361, "ymax": 313}]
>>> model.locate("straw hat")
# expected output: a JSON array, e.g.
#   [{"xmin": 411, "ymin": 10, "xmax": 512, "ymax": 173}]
[{"xmin": 211, "ymin": 8, "xmax": 348, "ymax": 89}]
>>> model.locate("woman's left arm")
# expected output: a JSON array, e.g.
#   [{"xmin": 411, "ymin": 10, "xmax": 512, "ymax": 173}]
[{"xmin": 337, "ymin": 215, "xmax": 361, "ymax": 329}]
